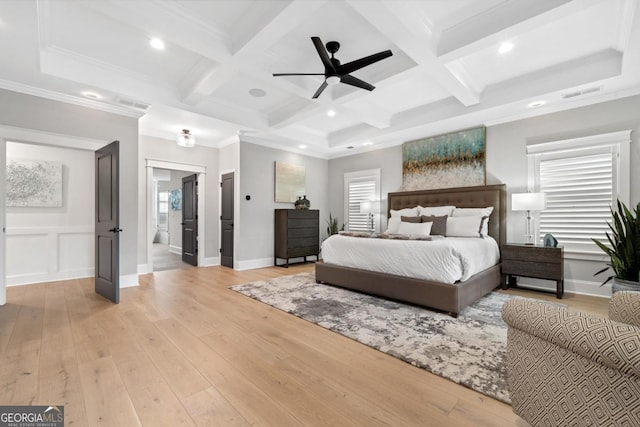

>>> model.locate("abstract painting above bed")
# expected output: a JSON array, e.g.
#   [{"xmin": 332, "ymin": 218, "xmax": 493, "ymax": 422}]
[{"xmin": 402, "ymin": 127, "xmax": 486, "ymax": 190}]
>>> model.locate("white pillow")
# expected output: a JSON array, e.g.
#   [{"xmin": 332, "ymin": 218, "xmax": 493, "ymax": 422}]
[
  {"xmin": 385, "ymin": 217, "xmax": 401, "ymax": 233},
  {"xmin": 390, "ymin": 207, "xmax": 419, "ymax": 217},
  {"xmin": 397, "ymin": 221, "xmax": 432, "ymax": 236},
  {"xmin": 418, "ymin": 205, "xmax": 456, "ymax": 217},
  {"xmin": 445, "ymin": 216, "xmax": 488, "ymax": 238},
  {"xmin": 452, "ymin": 206, "xmax": 494, "ymax": 217}
]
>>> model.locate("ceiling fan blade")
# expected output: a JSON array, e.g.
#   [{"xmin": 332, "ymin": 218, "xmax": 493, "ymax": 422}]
[
  {"xmin": 311, "ymin": 36, "xmax": 336, "ymax": 74},
  {"xmin": 340, "ymin": 74, "xmax": 375, "ymax": 91},
  {"xmin": 312, "ymin": 81, "xmax": 328, "ymax": 99},
  {"xmin": 273, "ymin": 73, "xmax": 325, "ymax": 76},
  {"xmin": 338, "ymin": 50, "xmax": 393, "ymax": 75}
]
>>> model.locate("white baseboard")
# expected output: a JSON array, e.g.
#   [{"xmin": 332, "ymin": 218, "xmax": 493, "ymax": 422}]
[
  {"xmin": 518, "ymin": 278, "xmax": 611, "ymax": 298},
  {"xmin": 169, "ymin": 245, "xmax": 182, "ymax": 255},
  {"xmin": 201, "ymin": 257, "xmax": 220, "ymax": 267},
  {"xmin": 137, "ymin": 263, "xmax": 152, "ymax": 274},
  {"xmin": 236, "ymin": 257, "xmax": 274, "ymax": 271},
  {"xmin": 7, "ymin": 268, "xmax": 94, "ymax": 286},
  {"xmin": 120, "ymin": 273, "xmax": 139, "ymax": 288}
]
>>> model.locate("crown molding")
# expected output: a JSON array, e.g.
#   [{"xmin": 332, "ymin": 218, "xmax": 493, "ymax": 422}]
[
  {"xmin": 0, "ymin": 79, "xmax": 145, "ymax": 118},
  {"xmin": 0, "ymin": 124, "xmax": 106, "ymax": 151}
]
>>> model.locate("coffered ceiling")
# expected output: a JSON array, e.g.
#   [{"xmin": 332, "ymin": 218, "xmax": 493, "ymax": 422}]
[{"xmin": 0, "ymin": 0, "xmax": 638, "ymax": 158}]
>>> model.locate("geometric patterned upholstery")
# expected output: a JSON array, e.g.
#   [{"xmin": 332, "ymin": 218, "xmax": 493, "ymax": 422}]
[
  {"xmin": 609, "ymin": 291, "xmax": 640, "ymax": 327},
  {"xmin": 502, "ymin": 298, "xmax": 640, "ymax": 427}
]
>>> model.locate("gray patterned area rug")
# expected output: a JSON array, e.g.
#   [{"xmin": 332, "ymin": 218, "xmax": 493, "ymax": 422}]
[{"xmin": 231, "ymin": 272, "xmax": 520, "ymax": 403}]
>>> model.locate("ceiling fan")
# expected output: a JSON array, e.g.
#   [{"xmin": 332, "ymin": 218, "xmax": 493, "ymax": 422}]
[{"xmin": 273, "ymin": 37, "xmax": 393, "ymax": 99}]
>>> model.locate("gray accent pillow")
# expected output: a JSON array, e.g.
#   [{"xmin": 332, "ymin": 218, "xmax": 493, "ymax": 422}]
[
  {"xmin": 401, "ymin": 215, "xmax": 422, "ymax": 223},
  {"xmin": 420, "ymin": 215, "xmax": 448, "ymax": 236}
]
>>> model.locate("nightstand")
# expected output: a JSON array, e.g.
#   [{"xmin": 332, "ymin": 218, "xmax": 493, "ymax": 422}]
[{"xmin": 500, "ymin": 243, "xmax": 564, "ymax": 298}]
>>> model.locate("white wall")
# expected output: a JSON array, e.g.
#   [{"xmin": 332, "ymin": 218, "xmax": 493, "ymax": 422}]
[
  {"xmin": 326, "ymin": 94, "xmax": 640, "ymax": 297},
  {"xmin": 237, "ymin": 141, "xmax": 328, "ymax": 269},
  {"xmin": 5, "ymin": 142, "xmax": 94, "ymax": 285},
  {"xmin": 0, "ymin": 89, "xmax": 139, "ymax": 292},
  {"xmin": 138, "ymin": 135, "xmax": 220, "ymax": 268}
]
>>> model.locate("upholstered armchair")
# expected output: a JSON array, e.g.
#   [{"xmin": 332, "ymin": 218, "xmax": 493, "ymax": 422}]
[{"xmin": 501, "ymin": 291, "xmax": 640, "ymax": 427}]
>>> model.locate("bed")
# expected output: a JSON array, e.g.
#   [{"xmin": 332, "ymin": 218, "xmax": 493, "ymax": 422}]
[{"xmin": 315, "ymin": 184, "xmax": 506, "ymax": 316}]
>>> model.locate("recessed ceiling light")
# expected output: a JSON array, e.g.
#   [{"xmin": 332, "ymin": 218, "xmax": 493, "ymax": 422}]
[
  {"xmin": 150, "ymin": 38, "xmax": 165, "ymax": 50},
  {"xmin": 362, "ymin": 141, "xmax": 373, "ymax": 146},
  {"xmin": 298, "ymin": 144, "xmax": 307, "ymax": 149},
  {"xmin": 327, "ymin": 109, "xmax": 336, "ymax": 117},
  {"xmin": 346, "ymin": 145, "xmax": 354, "ymax": 149},
  {"xmin": 498, "ymin": 42, "xmax": 514, "ymax": 54},
  {"xmin": 249, "ymin": 88, "xmax": 267, "ymax": 97},
  {"xmin": 528, "ymin": 100, "xmax": 546, "ymax": 108},
  {"xmin": 82, "ymin": 91, "xmax": 102, "ymax": 100}
]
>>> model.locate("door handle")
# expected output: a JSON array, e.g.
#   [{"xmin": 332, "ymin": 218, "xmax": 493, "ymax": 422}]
[{"xmin": 109, "ymin": 228, "xmax": 123, "ymax": 233}]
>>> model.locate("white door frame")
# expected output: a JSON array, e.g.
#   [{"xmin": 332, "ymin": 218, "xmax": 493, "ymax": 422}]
[
  {"xmin": 145, "ymin": 159, "xmax": 206, "ymax": 272},
  {"xmin": 1, "ymin": 137, "xmax": 6, "ymax": 305},
  {"xmin": 0, "ymin": 125, "xmax": 106, "ymax": 305}
]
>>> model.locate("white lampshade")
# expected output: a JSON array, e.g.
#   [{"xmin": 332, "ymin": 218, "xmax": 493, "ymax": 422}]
[
  {"xmin": 177, "ymin": 129, "xmax": 196, "ymax": 147},
  {"xmin": 512, "ymin": 192, "xmax": 546, "ymax": 211},
  {"xmin": 359, "ymin": 200, "xmax": 373, "ymax": 214}
]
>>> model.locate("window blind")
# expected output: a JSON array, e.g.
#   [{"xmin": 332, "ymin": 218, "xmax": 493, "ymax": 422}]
[
  {"xmin": 538, "ymin": 151, "xmax": 614, "ymax": 254},
  {"xmin": 347, "ymin": 177, "xmax": 376, "ymax": 231}
]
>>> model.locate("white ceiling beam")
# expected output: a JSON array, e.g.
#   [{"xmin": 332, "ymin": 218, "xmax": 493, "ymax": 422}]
[
  {"xmin": 76, "ymin": 0, "xmax": 232, "ymax": 60},
  {"xmin": 347, "ymin": 0, "xmax": 481, "ymax": 107},
  {"xmin": 327, "ymin": 48, "xmax": 623, "ymax": 148},
  {"xmin": 231, "ymin": 0, "xmax": 327, "ymax": 56},
  {"xmin": 436, "ymin": 0, "xmax": 600, "ymax": 62},
  {"xmin": 480, "ymin": 49, "xmax": 623, "ymax": 105},
  {"xmin": 179, "ymin": 0, "xmax": 327, "ymax": 104}
]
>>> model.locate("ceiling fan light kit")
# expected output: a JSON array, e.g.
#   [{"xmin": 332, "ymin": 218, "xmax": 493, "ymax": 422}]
[{"xmin": 273, "ymin": 36, "xmax": 393, "ymax": 99}]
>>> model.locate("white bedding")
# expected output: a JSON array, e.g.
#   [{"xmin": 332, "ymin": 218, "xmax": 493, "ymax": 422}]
[{"xmin": 320, "ymin": 234, "xmax": 500, "ymax": 284}]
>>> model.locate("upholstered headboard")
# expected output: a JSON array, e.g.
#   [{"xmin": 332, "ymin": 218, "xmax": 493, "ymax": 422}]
[{"xmin": 387, "ymin": 184, "xmax": 507, "ymax": 245}]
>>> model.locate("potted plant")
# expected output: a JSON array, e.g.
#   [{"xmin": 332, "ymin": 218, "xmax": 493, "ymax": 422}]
[
  {"xmin": 327, "ymin": 213, "xmax": 339, "ymax": 236},
  {"xmin": 593, "ymin": 200, "xmax": 640, "ymax": 292}
]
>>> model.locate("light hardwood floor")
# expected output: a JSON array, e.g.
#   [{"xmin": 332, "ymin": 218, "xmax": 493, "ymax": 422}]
[{"xmin": 0, "ymin": 264, "xmax": 609, "ymax": 426}]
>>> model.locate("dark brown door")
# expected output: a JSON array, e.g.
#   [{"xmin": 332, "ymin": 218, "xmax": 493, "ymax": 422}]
[
  {"xmin": 182, "ymin": 174, "xmax": 198, "ymax": 266},
  {"xmin": 221, "ymin": 172, "xmax": 234, "ymax": 268},
  {"xmin": 95, "ymin": 141, "xmax": 120, "ymax": 303}
]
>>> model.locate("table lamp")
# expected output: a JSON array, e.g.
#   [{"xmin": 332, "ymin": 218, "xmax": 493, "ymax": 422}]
[
  {"xmin": 359, "ymin": 200, "xmax": 375, "ymax": 232},
  {"xmin": 512, "ymin": 192, "xmax": 546, "ymax": 244}
]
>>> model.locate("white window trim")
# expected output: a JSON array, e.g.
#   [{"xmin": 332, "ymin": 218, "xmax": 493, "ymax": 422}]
[
  {"xmin": 527, "ymin": 130, "xmax": 631, "ymax": 260},
  {"xmin": 344, "ymin": 169, "xmax": 381, "ymax": 232}
]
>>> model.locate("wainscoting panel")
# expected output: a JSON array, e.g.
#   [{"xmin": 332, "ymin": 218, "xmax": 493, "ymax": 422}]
[{"xmin": 6, "ymin": 226, "xmax": 94, "ymax": 286}]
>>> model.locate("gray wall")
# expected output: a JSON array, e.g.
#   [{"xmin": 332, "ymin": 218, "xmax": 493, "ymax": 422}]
[
  {"xmin": 488, "ymin": 94, "xmax": 640, "ymax": 294},
  {"xmin": 328, "ymin": 145, "xmax": 402, "ymax": 232},
  {"xmin": 238, "ymin": 142, "xmax": 329, "ymax": 267},
  {"xmin": 138, "ymin": 135, "xmax": 220, "ymax": 263},
  {"xmin": 326, "ymin": 94, "xmax": 640, "ymax": 296},
  {"xmin": 0, "ymin": 89, "xmax": 139, "ymax": 284}
]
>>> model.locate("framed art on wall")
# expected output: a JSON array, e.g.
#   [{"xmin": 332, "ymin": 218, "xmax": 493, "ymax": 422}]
[
  {"xmin": 402, "ymin": 127, "xmax": 486, "ymax": 190},
  {"xmin": 6, "ymin": 158, "xmax": 63, "ymax": 207},
  {"xmin": 274, "ymin": 161, "xmax": 306, "ymax": 203},
  {"xmin": 170, "ymin": 189, "xmax": 182, "ymax": 210}
]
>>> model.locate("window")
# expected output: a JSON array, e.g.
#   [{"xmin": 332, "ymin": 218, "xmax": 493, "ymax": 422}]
[
  {"xmin": 528, "ymin": 130, "xmax": 630, "ymax": 257},
  {"xmin": 344, "ymin": 169, "xmax": 380, "ymax": 232},
  {"xmin": 157, "ymin": 191, "xmax": 169, "ymax": 229}
]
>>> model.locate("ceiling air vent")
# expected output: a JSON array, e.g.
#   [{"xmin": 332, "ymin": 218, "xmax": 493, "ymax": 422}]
[
  {"xmin": 561, "ymin": 86, "xmax": 602, "ymax": 99},
  {"xmin": 114, "ymin": 96, "xmax": 150, "ymax": 111}
]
